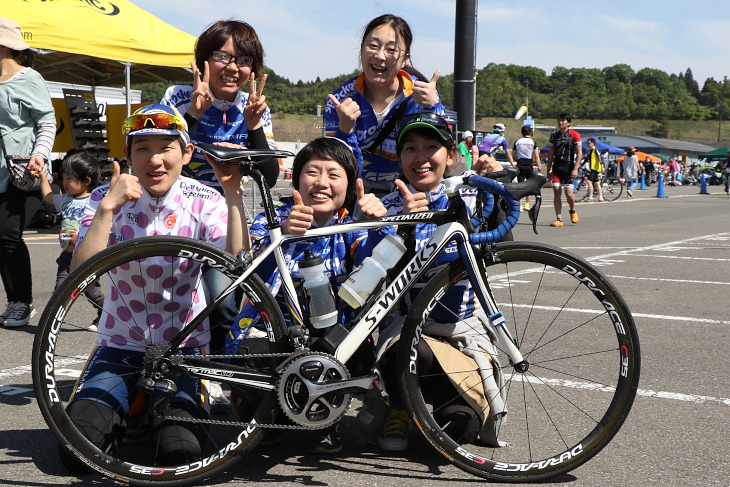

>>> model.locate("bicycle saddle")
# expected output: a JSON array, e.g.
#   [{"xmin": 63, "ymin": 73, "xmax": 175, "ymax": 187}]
[{"xmin": 195, "ymin": 142, "xmax": 295, "ymax": 188}]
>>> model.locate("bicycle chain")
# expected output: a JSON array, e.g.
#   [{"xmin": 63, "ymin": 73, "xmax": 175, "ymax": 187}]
[
  {"xmin": 169, "ymin": 351, "xmax": 319, "ymax": 430},
  {"xmin": 163, "ymin": 413, "xmax": 318, "ymax": 431},
  {"xmin": 168, "ymin": 352, "xmax": 345, "ymax": 431}
]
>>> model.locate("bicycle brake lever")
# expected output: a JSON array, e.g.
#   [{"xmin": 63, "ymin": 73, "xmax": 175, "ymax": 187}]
[{"xmin": 528, "ymin": 194, "xmax": 541, "ymax": 235}]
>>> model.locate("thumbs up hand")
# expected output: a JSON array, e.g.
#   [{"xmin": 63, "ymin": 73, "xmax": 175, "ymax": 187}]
[
  {"xmin": 356, "ymin": 178, "xmax": 386, "ymax": 218},
  {"xmin": 281, "ymin": 190, "xmax": 314, "ymax": 234},
  {"xmin": 394, "ymin": 179, "xmax": 429, "ymax": 213},
  {"xmin": 412, "ymin": 70, "xmax": 441, "ymax": 108}
]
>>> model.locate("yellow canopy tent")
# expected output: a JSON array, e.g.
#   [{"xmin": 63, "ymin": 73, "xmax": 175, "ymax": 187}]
[{"xmin": 3, "ymin": 0, "xmax": 197, "ymax": 155}]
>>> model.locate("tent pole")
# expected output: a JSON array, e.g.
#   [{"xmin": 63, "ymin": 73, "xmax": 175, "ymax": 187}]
[{"xmin": 124, "ymin": 62, "xmax": 132, "ymax": 117}]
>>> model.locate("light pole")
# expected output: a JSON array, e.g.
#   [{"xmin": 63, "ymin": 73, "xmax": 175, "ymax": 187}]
[{"xmin": 718, "ymin": 104, "xmax": 724, "ymax": 143}]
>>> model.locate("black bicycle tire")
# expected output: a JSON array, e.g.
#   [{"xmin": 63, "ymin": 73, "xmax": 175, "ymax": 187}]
[
  {"xmin": 604, "ymin": 177, "xmax": 624, "ymax": 201},
  {"xmin": 398, "ymin": 241, "xmax": 640, "ymax": 482},
  {"xmin": 32, "ymin": 236, "xmax": 287, "ymax": 486}
]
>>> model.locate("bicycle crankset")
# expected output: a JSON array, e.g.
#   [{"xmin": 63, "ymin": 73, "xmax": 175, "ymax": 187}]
[{"xmin": 276, "ymin": 352, "xmax": 353, "ymax": 429}]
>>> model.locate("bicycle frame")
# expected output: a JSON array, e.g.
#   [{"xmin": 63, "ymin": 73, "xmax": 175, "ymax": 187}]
[{"xmin": 166, "ymin": 179, "xmax": 525, "ymax": 389}]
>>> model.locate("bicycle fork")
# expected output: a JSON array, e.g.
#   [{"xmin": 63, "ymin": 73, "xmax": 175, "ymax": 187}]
[{"xmin": 458, "ymin": 240, "xmax": 528, "ymax": 372}]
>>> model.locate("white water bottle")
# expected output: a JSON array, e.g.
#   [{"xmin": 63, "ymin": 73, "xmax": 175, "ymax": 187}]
[
  {"xmin": 338, "ymin": 234, "xmax": 407, "ymax": 309},
  {"xmin": 299, "ymin": 250, "xmax": 338, "ymax": 329}
]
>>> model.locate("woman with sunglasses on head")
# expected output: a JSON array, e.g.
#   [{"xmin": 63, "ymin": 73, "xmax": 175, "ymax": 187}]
[
  {"xmin": 161, "ymin": 19, "xmax": 275, "ymax": 194},
  {"xmin": 324, "ymin": 14, "xmax": 445, "ymax": 199}
]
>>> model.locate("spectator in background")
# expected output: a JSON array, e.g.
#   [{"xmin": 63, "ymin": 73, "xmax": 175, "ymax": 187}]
[
  {"xmin": 458, "ymin": 130, "xmax": 474, "ymax": 169},
  {"xmin": 512, "ymin": 125, "xmax": 541, "ymax": 210},
  {"xmin": 622, "ymin": 147, "xmax": 642, "ymax": 197},
  {"xmin": 0, "ymin": 17, "xmax": 56, "ymax": 328},
  {"xmin": 583, "ymin": 138, "xmax": 605, "ymax": 202},
  {"xmin": 545, "ymin": 113, "xmax": 582, "ymax": 226},
  {"xmin": 38, "ymin": 151, "xmax": 104, "ymax": 330},
  {"xmin": 643, "ymin": 155, "xmax": 654, "ymax": 186}
]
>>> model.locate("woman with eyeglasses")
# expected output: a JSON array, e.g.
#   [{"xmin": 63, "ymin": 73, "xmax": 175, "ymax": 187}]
[
  {"xmin": 324, "ymin": 14, "xmax": 445, "ymax": 199},
  {"xmin": 161, "ymin": 20, "xmax": 276, "ymax": 361},
  {"xmin": 161, "ymin": 19, "xmax": 275, "ymax": 194}
]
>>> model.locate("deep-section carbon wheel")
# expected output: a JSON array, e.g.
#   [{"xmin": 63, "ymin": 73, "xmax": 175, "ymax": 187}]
[
  {"xmin": 399, "ymin": 241, "xmax": 640, "ymax": 482},
  {"xmin": 32, "ymin": 236, "xmax": 287, "ymax": 486}
]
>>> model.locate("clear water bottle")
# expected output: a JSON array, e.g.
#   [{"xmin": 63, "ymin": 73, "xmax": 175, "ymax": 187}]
[
  {"xmin": 299, "ymin": 250, "xmax": 338, "ymax": 329},
  {"xmin": 338, "ymin": 234, "xmax": 407, "ymax": 309}
]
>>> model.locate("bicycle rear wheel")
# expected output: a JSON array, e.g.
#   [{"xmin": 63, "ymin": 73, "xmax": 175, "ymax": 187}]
[
  {"xmin": 32, "ymin": 236, "xmax": 287, "ymax": 486},
  {"xmin": 574, "ymin": 178, "xmax": 589, "ymax": 202},
  {"xmin": 399, "ymin": 241, "xmax": 640, "ymax": 482},
  {"xmin": 603, "ymin": 177, "xmax": 624, "ymax": 201}
]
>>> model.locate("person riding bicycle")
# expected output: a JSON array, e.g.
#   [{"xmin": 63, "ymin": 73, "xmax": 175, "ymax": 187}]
[
  {"xmin": 224, "ymin": 136, "xmax": 391, "ymax": 454},
  {"xmin": 375, "ymin": 112, "xmax": 506, "ymax": 452},
  {"xmin": 476, "ymin": 123, "xmax": 515, "ymax": 167},
  {"xmin": 59, "ymin": 104, "xmax": 252, "ymax": 472}
]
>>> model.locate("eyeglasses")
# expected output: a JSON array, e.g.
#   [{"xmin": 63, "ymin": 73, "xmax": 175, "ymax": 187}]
[
  {"xmin": 396, "ymin": 112, "xmax": 453, "ymax": 141},
  {"xmin": 122, "ymin": 112, "xmax": 187, "ymax": 136},
  {"xmin": 363, "ymin": 41, "xmax": 403, "ymax": 59},
  {"xmin": 210, "ymin": 50, "xmax": 253, "ymax": 68}
]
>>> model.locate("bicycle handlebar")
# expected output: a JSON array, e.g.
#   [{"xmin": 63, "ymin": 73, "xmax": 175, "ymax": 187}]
[{"xmin": 466, "ymin": 171, "xmax": 547, "ymax": 244}]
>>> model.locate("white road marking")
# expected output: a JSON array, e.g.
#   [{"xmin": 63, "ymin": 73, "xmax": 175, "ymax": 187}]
[{"xmin": 508, "ymin": 375, "xmax": 730, "ymax": 406}]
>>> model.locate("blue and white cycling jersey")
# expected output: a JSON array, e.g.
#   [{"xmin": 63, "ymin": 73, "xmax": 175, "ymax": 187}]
[
  {"xmin": 161, "ymin": 84, "xmax": 277, "ymax": 193},
  {"xmin": 224, "ymin": 204, "xmax": 393, "ymax": 355},
  {"xmin": 381, "ymin": 182, "xmax": 478, "ymax": 322},
  {"xmin": 325, "ymin": 71, "xmax": 445, "ymax": 184}
]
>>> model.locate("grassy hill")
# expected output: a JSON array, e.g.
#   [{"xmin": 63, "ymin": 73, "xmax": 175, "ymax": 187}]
[{"xmin": 272, "ymin": 113, "xmax": 728, "ymax": 149}]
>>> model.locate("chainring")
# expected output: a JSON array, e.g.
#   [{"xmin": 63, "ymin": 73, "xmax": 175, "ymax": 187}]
[{"xmin": 277, "ymin": 352, "xmax": 352, "ymax": 429}]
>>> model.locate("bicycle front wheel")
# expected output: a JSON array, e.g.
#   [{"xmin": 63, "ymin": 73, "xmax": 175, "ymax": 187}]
[
  {"xmin": 399, "ymin": 241, "xmax": 640, "ymax": 482},
  {"xmin": 603, "ymin": 176, "xmax": 624, "ymax": 201},
  {"xmin": 32, "ymin": 236, "xmax": 287, "ymax": 486}
]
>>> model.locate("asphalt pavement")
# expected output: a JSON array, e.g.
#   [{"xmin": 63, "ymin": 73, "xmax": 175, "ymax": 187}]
[{"xmin": 1, "ymin": 180, "xmax": 728, "ymax": 487}]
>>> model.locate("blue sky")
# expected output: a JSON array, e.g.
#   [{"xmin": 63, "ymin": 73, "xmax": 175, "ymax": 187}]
[{"xmin": 133, "ymin": 0, "xmax": 729, "ymax": 87}]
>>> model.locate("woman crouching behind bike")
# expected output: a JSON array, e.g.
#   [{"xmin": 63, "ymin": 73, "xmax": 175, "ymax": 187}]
[
  {"xmin": 375, "ymin": 112, "xmax": 507, "ymax": 452},
  {"xmin": 225, "ymin": 137, "xmax": 391, "ymax": 453}
]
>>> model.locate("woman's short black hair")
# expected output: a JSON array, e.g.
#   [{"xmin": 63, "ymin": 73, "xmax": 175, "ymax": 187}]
[
  {"xmin": 61, "ymin": 151, "xmax": 102, "ymax": 189},
  {"xmin": 195, "ymin": 19, "xmax": 265, "ymax": 79},
  {"xmin": 292, "ymin": 137, "xmax": 359, "ymax": 207}
]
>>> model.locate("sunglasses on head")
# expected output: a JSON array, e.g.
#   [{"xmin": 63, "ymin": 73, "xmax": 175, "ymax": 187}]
[{"xmin": 122, "ymin": 112, "xmax": 187, "ymax": 136}]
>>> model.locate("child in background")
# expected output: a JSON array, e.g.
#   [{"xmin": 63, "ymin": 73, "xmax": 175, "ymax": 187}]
[{"xmin": 39, "ymin": 151, "xmax": 104, "ymax": 329}]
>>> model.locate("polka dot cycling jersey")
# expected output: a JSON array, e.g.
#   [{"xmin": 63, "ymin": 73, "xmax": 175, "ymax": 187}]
[{"xmin": 76, "ymin": 176, "xmax": 229, "ymax": 352}]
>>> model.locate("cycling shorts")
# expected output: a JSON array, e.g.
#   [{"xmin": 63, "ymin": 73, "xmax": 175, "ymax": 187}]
[
  {"xmin": 587, "ymin": 169, "xmax": 601, "ymax": 183},
  {"xmin": 517, "ymin": 164, "xmax": 533, "ymax": 182},
  {"xmin": 551, "ymin": 164, "xmax": 575, "ymax": 187}
]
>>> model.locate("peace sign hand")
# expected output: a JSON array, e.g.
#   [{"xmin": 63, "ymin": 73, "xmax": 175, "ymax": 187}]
[
  {"xmin": 281, "ymin": 190, "xmax": 314, "ymax": 235},
  {"xmin": 356, "ymin": 178, "xmax": 386, "ymax": 218},
  {"xmin": 188, "ymin": 60, "xmax": 214, "ymax": 119},
  {"xmin": 394, "ymin": 179, "xmax": 429, "ymax": 213},
  {"xmin": 412, "ymin": 70, "xmax": 441, "ymax": 108},
  {"xmin": 244, "ymin": 73, "xmax": 268, "ymax": 130}
]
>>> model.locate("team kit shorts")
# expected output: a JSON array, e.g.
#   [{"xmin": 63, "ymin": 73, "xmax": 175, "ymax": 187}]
[{"xmin": 550, "ymin": 164, "xmax": 575, "ymax": 188}]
